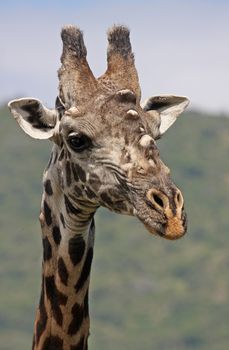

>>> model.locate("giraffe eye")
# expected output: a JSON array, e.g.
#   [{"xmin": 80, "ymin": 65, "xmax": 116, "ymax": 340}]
[{"xmin": 68, "ymin": 133, "xmax": 92, "ymax": 152}]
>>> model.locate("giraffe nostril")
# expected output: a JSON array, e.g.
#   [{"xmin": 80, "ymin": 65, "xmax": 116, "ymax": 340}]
[
  {"xmin": 177, "ymin": 192, "xmax": 181, "ymax": 203},
  {"xmin": 175, "ymin": 190, "xmax": 184, "ymax": 209},
  {"xmin": 152, "ymin": 193, "xmax": 164, "ymax": 208},
  {"xmin": 146, "ymin": 189, "xmax": 169, "ymax": 211}
]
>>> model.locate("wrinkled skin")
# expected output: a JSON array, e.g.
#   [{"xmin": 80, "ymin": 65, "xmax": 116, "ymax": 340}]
[
  {"xmin": 8, "ymin": 25, "xmax": 190, "ymax": 350},
  {"xmin": 50, "ymin": 91, "xmax": 187, "ymax": 240},
  {"xmin": 8, "ymin": 25, "xmax": 189, "ymax": 241}
]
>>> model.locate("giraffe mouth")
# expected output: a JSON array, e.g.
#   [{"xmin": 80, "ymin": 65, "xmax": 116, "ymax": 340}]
[
  {"xmin": 143, "ymin": 219, "xmax": 186, "ymax": 240},
  {"xmin": 135, "ymin": 209, "xmax": 187, "ymax": 240}
]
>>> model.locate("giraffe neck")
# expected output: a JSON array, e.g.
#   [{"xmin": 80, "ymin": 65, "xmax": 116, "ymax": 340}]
[{"xmin": 33, "ymin": 149, "xmax": 98, "ymax": 350}]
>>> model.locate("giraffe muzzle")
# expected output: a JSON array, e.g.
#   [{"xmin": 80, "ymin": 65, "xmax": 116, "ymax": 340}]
[{"xmin": 146, "ymin": 188, "xmax": 187, "ymax": 240}]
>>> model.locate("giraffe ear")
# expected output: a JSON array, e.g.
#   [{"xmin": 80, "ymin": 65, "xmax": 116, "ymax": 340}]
[
  {"xmin": 142, "ymin": 95, "xmax": 190, "ymax": 137},
  {"xmin": 8, "ymin": 98, "xmax": 57, "ymax": 140}
]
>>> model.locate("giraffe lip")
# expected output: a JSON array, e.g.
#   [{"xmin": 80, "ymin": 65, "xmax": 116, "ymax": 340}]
[
  {"xmin": 138, "ymin": 212, "xmax": 187, "ymax": 240},
  {"xmin": 134, "ymin": 207, "xmax": 166, "ymax": 236},
  {"xmin": 143, "ymin": 221, "xmax": 166, "ymax": 237},
  {"xmin": 134, "ymin": 204, "xmax": 187, "ymax": 240},
  {"xmin": 143, "ymin": 219, "xmax": 186, "ymax": 240}
]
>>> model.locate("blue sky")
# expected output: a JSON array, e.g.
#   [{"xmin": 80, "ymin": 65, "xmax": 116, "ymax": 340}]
[{"xmin": 1, "ymin": 0, "xmax": 229, "ymax": 112}]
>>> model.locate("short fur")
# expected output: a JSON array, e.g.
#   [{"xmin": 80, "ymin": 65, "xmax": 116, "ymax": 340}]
[{"xmin": 8, "ymin": 24, "xmax": 189, "ymax": 350}]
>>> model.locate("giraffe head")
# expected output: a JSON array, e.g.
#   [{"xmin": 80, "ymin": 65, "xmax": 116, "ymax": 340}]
[{"xmin": 8, "ymin": 25, "xmax": 189, "ymax": 240}]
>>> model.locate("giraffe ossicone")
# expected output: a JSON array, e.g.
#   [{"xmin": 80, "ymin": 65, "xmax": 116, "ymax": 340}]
[{"xmin": 8, "ymin": 24, "xmax": 189, "ymax": 350}]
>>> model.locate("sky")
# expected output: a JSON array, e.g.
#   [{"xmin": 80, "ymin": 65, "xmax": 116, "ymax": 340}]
[{"xmin": 1, "ymin": 0, "xmax": 229, "ymax": 113}]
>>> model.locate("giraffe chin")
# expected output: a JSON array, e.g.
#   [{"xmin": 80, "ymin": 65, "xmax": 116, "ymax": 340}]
[{"xmin": 143, "ymin": 216, "xmax": 187, "ymax": 241}]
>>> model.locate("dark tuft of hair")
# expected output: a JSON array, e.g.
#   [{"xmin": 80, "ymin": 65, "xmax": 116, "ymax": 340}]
[
  {"xmin": 61, "ymin": 25, "xmax": 87, "ymax": 59},
  {"xmin": 107, "ymin": 25, "xmax": 133, "ymax": 59}
]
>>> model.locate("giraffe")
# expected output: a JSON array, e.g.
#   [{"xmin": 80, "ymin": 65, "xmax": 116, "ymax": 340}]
[{"xmin": 8, "ymin": 25, "xmax": 189, "ymax": 350}]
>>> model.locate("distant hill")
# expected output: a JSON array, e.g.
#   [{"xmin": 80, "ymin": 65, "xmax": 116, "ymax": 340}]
[{"xmin": 0, "ymin": 104, "xmax": 228, "ymax": 350}]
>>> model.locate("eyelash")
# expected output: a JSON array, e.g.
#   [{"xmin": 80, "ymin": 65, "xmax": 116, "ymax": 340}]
[{"xmin": 67, "ymin": 133, "xmax": 92, "ymax": 152}]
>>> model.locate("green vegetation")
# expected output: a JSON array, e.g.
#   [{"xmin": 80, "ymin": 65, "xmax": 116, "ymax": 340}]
[{"xmin": 0, "ymin": 105, "xmax": 228, "ymax": 350}]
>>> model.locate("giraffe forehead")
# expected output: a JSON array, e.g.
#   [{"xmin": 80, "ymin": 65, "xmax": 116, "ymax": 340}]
[
  {"xmin": 59, "ymin": 94, "xmax": 147, "ymax": 144},
  {"xmin": 61, "ymin": 111, "xmax": 143, "ymax": 137},
  {"xmin": 60, "ymin": 115, "xmax": 98, "ymax": 138}
]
